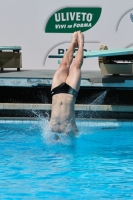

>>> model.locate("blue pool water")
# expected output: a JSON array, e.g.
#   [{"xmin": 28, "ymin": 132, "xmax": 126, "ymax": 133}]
[{"xmin": 0, "ymin": 121, "xmax": 133, "ymax": 200}]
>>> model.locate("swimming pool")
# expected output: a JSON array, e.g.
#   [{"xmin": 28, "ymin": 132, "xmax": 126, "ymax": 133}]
[{"xmin": 0, "ymin": 120, "xmax": 133, "ymax": 199}]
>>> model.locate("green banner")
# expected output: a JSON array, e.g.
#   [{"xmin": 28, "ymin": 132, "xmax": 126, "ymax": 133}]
[{"xmin": 45, "ymin": 7, "xmax": 102, "ymax": 33}]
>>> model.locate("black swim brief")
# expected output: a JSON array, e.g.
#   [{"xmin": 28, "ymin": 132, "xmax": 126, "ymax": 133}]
[{"xmin": 51, "ymin": 82, "xmax": 78, "ymax": 98}]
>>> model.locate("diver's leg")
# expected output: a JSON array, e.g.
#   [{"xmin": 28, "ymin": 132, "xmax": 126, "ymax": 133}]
[
  {"xmin": 51, "ymin": 32, "xmax": 78, "ymax": 90},
  {"xmin": 66, "ymin": 31, "xmax": 84, "ymax": 92}
]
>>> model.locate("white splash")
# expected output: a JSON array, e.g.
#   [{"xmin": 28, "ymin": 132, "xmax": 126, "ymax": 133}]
[{"xmin": 90, "ymin": 91, "xmax": 107, "ymax": 105}]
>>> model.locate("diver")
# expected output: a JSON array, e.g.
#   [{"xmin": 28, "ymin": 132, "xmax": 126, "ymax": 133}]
[{"xmin": 50, "ymin": 31, "xmax": 84, "ymax": 134}]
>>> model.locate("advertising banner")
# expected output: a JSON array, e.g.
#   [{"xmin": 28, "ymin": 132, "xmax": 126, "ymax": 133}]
[{"xmin": 0, "ymin": 0, "xmax": 132, "ymax": 70}]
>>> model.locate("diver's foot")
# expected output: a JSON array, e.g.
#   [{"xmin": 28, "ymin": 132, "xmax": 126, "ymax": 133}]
[
  {"xmin": 71, "ymin": 32, "xmax": 78, "ymax": 48},
  {"xmin": 77, "ymin": 31, "xmax": 84, "ymax": 47}
]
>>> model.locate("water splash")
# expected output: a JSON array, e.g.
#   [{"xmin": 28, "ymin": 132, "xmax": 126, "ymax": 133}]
[
  {"xmin": 30, "ymin": 91, "xmax": 108, "ymax": 143},
  {"xmin": 31, "ymin": 110, "xmax": 74, "ymax": 145},
  {"xmin": 90, "ymin": 91, "xmax": 107, "ymax": 105}
]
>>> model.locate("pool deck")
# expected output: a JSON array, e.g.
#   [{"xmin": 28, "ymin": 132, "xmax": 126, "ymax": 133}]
[
  {"xmin": 0, "ymin": 69, "xmax": 133, "ymax": 88},
  {"xmin": 1, "ymin": 69, "xmax": 100, "ymax": 79}
]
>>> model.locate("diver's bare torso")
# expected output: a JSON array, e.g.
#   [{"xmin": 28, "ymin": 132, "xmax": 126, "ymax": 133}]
[{"xmin": 50, "ymin": 93, "xmax": 78, "ymax": 133}]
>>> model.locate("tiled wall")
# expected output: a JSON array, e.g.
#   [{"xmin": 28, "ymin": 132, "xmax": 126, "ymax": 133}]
[{"xmin": 0, "ymin": 119, "xmax": 133, "ymax": 127}]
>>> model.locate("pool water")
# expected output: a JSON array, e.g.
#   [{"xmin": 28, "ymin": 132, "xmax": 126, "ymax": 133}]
[{"xmin": 0, "ymin": 121, "xmax": 133, "ymax": 200}]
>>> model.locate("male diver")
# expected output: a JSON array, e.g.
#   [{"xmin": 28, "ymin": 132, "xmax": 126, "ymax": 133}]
[{"xmin": 50, "ymin": 31, "xmax": 84, "ymax": 134}]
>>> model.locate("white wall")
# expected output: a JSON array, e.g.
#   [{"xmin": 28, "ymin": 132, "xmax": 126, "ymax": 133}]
[{"xmin": 0, "ymin": 0, "xmax": 133, "ymax": 70}]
